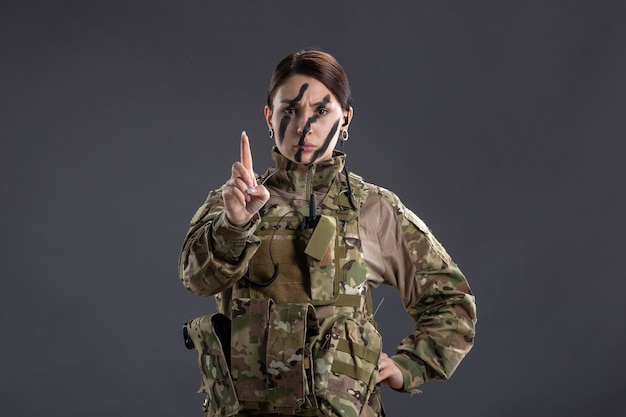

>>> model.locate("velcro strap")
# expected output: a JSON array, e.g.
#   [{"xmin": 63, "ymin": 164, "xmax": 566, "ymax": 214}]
[
  {"xmin": 336, "ymin": 339, "xmax": 379, "ymax": 364},
  {"xmin": 330, "ymin": 360, "xmax": 370, "ymax": 384},
  {"xmin": 329, "ymin": 293, "xmax": 361, "ymax": 308}
]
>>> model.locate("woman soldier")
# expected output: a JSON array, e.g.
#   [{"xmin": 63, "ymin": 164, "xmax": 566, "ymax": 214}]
[{"xmin": 179, "ymin": 49, "xmax": 476, "ymax": 417}]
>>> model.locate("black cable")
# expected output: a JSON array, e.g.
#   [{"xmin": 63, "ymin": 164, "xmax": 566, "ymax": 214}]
[
  {"xmin": 342, "ymin": 165, "xmax": 358, "ymax": 211},
  {"xmin": 242, "ymin": 210, "xmax": 304, "ymax": 287}
]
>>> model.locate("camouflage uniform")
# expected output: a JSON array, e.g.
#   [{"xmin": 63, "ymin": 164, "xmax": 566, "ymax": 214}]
[{"xmin": 179, "ymin": 149, "xmax": 477, "ymax": 416}]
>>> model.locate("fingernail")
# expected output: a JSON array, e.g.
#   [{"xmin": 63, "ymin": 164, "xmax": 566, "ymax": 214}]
[{"xmin": 246, "ymin": 187, "xmax": 257, "ymax": 195}]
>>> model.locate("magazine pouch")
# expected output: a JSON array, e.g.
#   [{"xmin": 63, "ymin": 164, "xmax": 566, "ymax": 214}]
[
  {"xmin": 185, "ymin": 314, "xmax": 242, "ymax": 417},
  {"xmin": 313, "ymin": 314, "xmax": 382, "ymax": 417},
  {"xmin": 266, "ymin": 303, "xmax": 319, "ymax": 411},
  {"xmin": 230, "ymin": 298, "xmax": 272, "ymax": 406}
]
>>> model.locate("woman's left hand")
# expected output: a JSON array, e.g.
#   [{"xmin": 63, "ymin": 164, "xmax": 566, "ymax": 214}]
[{"xmin": 376, "ymin": 352, "xmax": 403, "ymax": 389}]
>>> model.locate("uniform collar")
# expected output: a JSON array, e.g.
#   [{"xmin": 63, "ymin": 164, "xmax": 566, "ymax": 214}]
[{"xmin": 261, "ymin": 147, "xmax": 346, "ymax": 193}]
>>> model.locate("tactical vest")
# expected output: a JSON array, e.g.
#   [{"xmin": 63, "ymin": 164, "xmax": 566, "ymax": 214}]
[{"xmin": 185, "ymin": 171, "xmax": 383, "ymax": 417}]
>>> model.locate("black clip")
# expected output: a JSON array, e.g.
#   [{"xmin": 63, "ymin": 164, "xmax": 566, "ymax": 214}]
[{"xmin": 182, "ymin": 323, "xmax": 194, "ymax": 350}]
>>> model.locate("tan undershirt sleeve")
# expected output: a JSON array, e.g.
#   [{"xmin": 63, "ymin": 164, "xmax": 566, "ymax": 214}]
[{"xmin": 359, "ymin": 191, "xmax": 421, "ymax": 310}]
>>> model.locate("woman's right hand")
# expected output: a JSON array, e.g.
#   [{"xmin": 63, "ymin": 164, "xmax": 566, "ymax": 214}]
[{"xmin": 222, "ymin": 131, "xmax": 270, "ymax": 227}]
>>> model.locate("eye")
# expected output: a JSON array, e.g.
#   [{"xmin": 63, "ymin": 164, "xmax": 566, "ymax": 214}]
[
  {"xmin": 317, "ymin": 108, "xmax": 329, "ymax": 115},
  {"xmin": 283, "ymin": 107, "xmax": 296, "ymax": 115}
]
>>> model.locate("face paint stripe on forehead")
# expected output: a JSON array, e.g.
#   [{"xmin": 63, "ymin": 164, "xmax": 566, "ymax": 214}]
[
  {"xmin": 276, "ymin": 83, "xmax": 309, "ymax": 146},
  {"xmin": 313, "ymin": 95, "xmax": 331, "ymax": 108},
  {"xmin": 286, "ymin": 83, "xmax": 308, "ymax": 106}
]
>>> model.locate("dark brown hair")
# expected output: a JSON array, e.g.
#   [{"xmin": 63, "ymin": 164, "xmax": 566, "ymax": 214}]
[{"xmin": 267, "ymin": 49, "xmax": 352, "ymax": 111}]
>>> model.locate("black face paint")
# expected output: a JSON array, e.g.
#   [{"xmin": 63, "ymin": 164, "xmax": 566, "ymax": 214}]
[
  {"xmin": 294, "ymin": 95, "xmax": 331, "ymax": 163},
  {"xmin": 298, "ymin": 95, "xmax": 330, "ymax": 145},
  {"xmin": 278, "ymin": 116, "xmax": 290, "ymax": 146},
  {"xmin": 277, "ymin": 83, "xmax": 308, "ymax": 145},
  {"xmin": 310, "ymin": 118, "xmax": 340, "ymax": 163}
]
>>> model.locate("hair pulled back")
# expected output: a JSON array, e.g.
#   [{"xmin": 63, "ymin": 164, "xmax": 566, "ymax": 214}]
[{"xmin": 267, "ymin": 49, "xmax": 352, "ymax": 111}]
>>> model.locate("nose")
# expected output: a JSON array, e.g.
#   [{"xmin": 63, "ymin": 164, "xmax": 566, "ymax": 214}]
[{"xmin": 295, "ymin": 111, "xmax": 313, "ymax": 136}]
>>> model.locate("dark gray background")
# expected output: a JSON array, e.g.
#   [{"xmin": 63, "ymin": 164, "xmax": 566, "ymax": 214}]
[{"xmin": 2, "ymin": 1, "xmax": 625, "ymax": 416}]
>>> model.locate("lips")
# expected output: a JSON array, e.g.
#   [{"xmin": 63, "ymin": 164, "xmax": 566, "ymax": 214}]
[{"xmin": 297, "ymin": 143, "xmax": 316, "ymax": 151}]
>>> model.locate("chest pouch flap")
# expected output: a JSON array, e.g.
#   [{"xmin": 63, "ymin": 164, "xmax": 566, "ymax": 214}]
[{"xmin": 304, "ymin": 215, "xmax": 336, "ymax": 261}]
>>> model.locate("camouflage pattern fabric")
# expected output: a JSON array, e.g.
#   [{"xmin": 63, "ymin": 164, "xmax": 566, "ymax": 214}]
[
  {"xmin": 186, "ymin": 314, "xmax": 242, "ymax": 417},
  {"xmin": 266, "ymin": 303, "xmax": 318, "ymax": 409},
  {"xmin": 239, "ymin": 161, "xmax": 367, "ymax": 308},
  {"xmin": 230, "ymin": 298, "xmax": 272, "ymax": 404},
  {"xmin": 370, "ymin": 185, "xmax": 477, "ymax": 393},
  {"xmin": 186, "ymin": 308, "xmax": 382, "ymax": 417},
  {"xmin": 314, "ymin": 314, "xmax": 381, "ymax": 417},
  {"xmin": 180, "ymin": 150, "xmax": 477, "ymax": 416},
  {"xmin": 229, "ymin": 299, "xmax": 321, "ymax": 414}
]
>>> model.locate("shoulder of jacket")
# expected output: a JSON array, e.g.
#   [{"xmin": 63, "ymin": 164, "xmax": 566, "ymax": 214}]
[
  {"xmin": 361, "ymin": 183, "xmax": 400, "ymax": 211},
  {"xmin": 362, "ymin": 183, "xmax": 431, "ymax": 235}
]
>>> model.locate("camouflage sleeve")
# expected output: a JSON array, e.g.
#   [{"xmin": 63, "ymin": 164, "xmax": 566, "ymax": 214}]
[
  {"xmin": 371, "ymin": 187, "xmax": 477, "ymax": 393},
  {"xmin": 178, "ymin": 187, "xmax": 261, "ymax": 296}
]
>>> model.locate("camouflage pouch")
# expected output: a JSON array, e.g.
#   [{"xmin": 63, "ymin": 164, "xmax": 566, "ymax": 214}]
[
  {"xmin": 266, "ymin": 303, "xmax": 318, "ymax": 410},
  {"xmin": 313, "ymin": 315, "xmax": 382, "ymax": 417},
  {"xmin": 185, "ymin": 314, "xmax": 242, "ymax": 417},
  {"xmin": 230, "ymin": 298, "xmax": 272, "ymax": 406}
]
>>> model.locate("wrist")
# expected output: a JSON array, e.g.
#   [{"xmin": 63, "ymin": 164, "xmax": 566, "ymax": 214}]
[
  {"xmin": 222, "ymin": 212, "xmax": 260, "ymax": 232},
  {"xmin": 390, "ymin": 353, "xmax": 426, "ymax": 394}
]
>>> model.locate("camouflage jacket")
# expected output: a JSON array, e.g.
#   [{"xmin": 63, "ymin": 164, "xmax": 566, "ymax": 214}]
[{"xmin": 179, "ymin": 149, "xmax": 477, "ymax": 398}]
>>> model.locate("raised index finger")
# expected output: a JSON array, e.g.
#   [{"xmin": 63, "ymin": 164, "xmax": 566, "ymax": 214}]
[{"xmin": 240, "ymin": 131, "xmax": 255, "ymax": 185}]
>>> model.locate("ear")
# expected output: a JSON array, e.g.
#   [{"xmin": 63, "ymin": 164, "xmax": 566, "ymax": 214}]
[
  {"xmin": 342, "ymin": 106, "xmax": 354, "ymax": 128},
  {"xmin": 264, "ymin": 105, "xmax": 273, "ymax": 129}
]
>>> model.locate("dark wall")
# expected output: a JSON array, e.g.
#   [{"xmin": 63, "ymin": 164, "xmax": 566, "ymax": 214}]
[{"xmin": 2, "ymin": 1, "xmax": 625, "ymax": 415}]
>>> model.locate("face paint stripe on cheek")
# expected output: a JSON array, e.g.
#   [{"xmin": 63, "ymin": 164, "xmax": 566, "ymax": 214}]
[
  {"xmin": 278, "ymin": 116, "xmax": 290, "ymax": 145},
  {"xmin": 294, "ymin": 148, "xmax": 302, "ymax": 163},
  {"xmin": 311, "ymin": 119, "xmax": 340, "ymax": 162}
]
